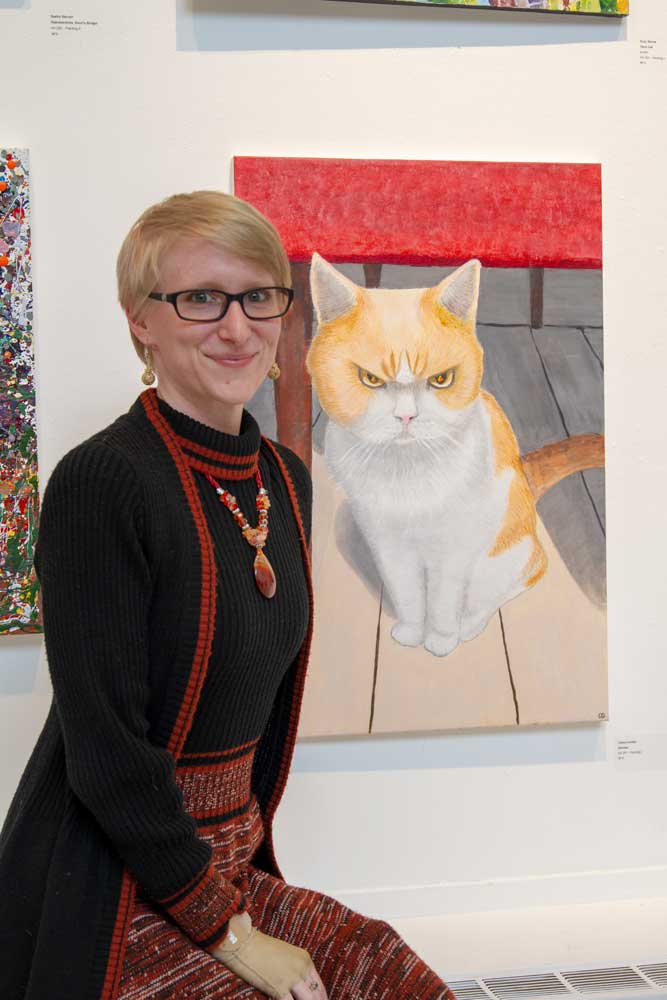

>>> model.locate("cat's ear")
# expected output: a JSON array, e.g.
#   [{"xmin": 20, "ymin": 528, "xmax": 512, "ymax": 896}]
[
  {"xmin": 434, "ymin": 259, "xmax": 481, "ymax": 324},
  {"xmin": 310, "ymin": 253, "xmax": 360, "ymax": 326}
]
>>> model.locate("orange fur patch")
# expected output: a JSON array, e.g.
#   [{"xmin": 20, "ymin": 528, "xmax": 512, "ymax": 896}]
[
  {"xmin": 424, "ymin": 292, "xmax": 475, "ymax": 341},
  {"xmin": 307, "ymin": 282, "xmax": 487, "ymax": 424},
  {"xmin": 306, "ymin": 294, "xmax": 380, "ymax": 424}
]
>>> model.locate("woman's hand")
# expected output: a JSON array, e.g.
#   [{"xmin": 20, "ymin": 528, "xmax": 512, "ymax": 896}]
[
  {"xmin": 211, "ymin": 911, "xmax": 329, "ymax": 999},
  {"xmin": 277, "ymin": 962, "xmax": 328, "ymax": 1000}
]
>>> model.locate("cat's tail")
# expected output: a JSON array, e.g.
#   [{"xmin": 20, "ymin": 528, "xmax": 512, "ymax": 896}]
[{"xmin": 521, "ymin": 434, "xmax": 605, "ymax": 502}]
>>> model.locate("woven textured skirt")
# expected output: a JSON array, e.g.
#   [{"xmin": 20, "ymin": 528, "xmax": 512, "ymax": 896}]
[{"xmin": 117, "ymin": 739, "xmax": 456, "ymax": 1000}]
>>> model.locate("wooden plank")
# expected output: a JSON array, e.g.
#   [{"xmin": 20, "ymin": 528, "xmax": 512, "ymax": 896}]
[
  {"xmin": 584, "ymin": 327, "xmax": 604, "ymax": 367},
  {"xmin": 532, "ymin": 326, "xmax": 605, "ymax": 535},
  {"xmin": 297, "ymin": 450, "xmax": 379, "ymax": 738},
  {"xmin": 532, "ymin": 327, "xmax": 604, "ymax": 437},
  {"xmin": 372, "ymin": 608, "xmax": 516, "ymax": 734},
  {"xmin": 478, "ymin": 325, "xmax": 566, "ymax": 452},
  {"xmin": 501, "ymin": 517, "xmax": 608, "ymax": 726},
  {"xmin": 538, "ymin": 475, "xmax": 606, "ymax": 607},
  {"xmin": 543, "ymin": 269, "xmax": 603, "ymax": 327},
  {"xmin": 581, "ymin": 467, "xmax": 606, "ymax": 536}
]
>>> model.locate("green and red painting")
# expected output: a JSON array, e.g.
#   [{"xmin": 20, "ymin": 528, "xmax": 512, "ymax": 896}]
[
  {"xmin": 327, "ymin": 0, "xmax": 628, "ymax": 14},
  {"xmin": 1, "ymin": 148, "xmax": 40, "ymax": 635}
]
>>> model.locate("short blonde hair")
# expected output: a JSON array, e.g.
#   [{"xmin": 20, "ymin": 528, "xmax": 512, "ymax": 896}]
[{"xmin": 117, "ymin": 190, "xmax": 292, "ymax": 361}]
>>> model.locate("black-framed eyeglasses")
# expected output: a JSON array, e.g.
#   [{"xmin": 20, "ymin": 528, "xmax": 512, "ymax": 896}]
[{"xmin": 148, "ymin": 286, "xmax": 294, "ymax": 322}]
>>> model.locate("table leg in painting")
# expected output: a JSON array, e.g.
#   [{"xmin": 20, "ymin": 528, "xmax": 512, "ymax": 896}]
[
  {"xmin": 275, "ymin": 261, "xmax": 313, "ymax": 469},
  {"xmin": 530, "ymin": 266, "xmax": 544, "ymax": 329},
  {"xmin": 363, "ymin": 263, "xmax": 383, "ymax": 289}
]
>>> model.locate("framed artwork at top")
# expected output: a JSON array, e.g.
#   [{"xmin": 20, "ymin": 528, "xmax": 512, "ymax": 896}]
[{"xmin": 324, "ymin": 1, "xmax": 628, "ymax": 15}]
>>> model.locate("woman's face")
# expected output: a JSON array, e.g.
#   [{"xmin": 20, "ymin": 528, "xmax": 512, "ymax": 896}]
[{"xmin": 130, "ymin": 238, "xmax": 284, "ymax": 425}]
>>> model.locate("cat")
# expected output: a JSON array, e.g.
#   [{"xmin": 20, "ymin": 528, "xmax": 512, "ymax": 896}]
[{"xmin": 306, "ymin": 253, "xmax": 547, "ymax": 658}]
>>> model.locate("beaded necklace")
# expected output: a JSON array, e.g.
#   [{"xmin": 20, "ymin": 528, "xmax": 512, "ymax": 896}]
[{"xmin": 203, "ymin": 470, "xmax": 276, "ymax": 599}]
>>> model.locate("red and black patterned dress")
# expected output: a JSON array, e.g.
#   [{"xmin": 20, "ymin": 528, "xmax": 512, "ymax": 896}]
[{"xmin": 114, "ymin": 396, "xmax": 454, "ymax": 1000}]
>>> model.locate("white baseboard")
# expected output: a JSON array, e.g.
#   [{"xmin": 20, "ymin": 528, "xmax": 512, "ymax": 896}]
[{"xmin": 320, "ymin": 865, "xmax": 667, "ymax": 921}]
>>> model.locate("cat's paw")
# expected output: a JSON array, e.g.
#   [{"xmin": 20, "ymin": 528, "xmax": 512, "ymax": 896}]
[
  {"xmin": 424, "ymin": 629, "xmax": 460, "ymax": 657},
  {"xmin": 460, "ymin": 613, "xmax": 492, "ymax": 642},
  {"xmin": 391, "ymin": 621, "xmax": 425, "ymax": 646}
]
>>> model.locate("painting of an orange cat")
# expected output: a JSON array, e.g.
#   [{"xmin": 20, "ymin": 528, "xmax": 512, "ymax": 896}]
[{"xmin": 307, "ymin": 254, "xmax": 549, "ymax": 657}]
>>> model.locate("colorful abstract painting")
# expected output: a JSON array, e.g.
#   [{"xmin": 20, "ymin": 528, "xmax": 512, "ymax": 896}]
[
  {"xmin": 236, "ymin": 156, "xmax": 607, "ymax": 738},
  {"xmin": 0, "ymin": 148, "xmax": 40, "ymax": 635},
  {"xmin": 326, "ymin": 0, "xmax": 628, "ymax": 14}
]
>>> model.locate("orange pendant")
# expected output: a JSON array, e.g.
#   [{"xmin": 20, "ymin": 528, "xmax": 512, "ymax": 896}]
[{"xmin": 254, "ymin": 548, "xmax": 277, "ymax": 599}]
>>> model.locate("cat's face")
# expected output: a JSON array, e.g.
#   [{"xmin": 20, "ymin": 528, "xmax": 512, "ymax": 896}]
[{"xmin": 306, "ymin": 254, "xmax": 484, "ymax": 445}]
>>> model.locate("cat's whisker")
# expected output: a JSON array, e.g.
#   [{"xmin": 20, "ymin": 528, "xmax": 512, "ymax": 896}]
[
  {"xmin": 416, "ymin": 429, "xmax": 466, "ymax": 454},
  {"xmin": 334, "ymin": 438, "xmax": 377, "ymax": 480},
  {"xmin": 419, "ymin": 434, "xmax": 456, "ymax": 460},
  {"xmin": 334, "ymin": 436, "xmax": 370, "ymax": 468}
]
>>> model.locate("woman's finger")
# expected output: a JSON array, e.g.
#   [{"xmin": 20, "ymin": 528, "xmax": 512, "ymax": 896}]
[{"xmin": 289, "ymin": 963, "xmax": 329, "ymax": 1000}]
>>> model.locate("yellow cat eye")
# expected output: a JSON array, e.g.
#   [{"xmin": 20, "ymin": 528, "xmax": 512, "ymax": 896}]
[
  {"xmin": 428, "ymin": 368, "xmax": 456, "ymax": 390},
  {"xmin": 358, "ymin": 369, "xmax": 386, "ymax": 389}
]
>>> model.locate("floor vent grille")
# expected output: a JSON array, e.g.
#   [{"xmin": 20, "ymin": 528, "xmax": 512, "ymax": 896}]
[
  {"xmin": 561, "ymin": 969, "xmax": 652, "ymax": 993},
  {"xmin": 450, "ymin": 982, "xmax": 491, "ymax": 1000},
  {"xmin": 485, "ymin": 974, "xmax": 570, "ymax": 998},
  {"xmin": 450, "ymin": 963, "xmax": 667, "ymax": 1000},
  {"xmin": 639, "ymin": 967, "xmax": 667, "ymax": 989}
]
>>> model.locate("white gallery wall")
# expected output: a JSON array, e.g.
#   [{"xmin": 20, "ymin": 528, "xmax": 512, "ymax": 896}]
[{"xmin": 1, "ymin": 0, "xmax": 666, "ymax": 970}]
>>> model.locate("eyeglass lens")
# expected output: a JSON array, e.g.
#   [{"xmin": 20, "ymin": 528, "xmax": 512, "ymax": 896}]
[{"xmin": 176, "ymin": 288, "xmax": 289, "ymax": 321}]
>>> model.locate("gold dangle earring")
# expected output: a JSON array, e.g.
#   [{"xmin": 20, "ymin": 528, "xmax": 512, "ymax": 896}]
[
  {"xmin": 268, "ymin": 361, "xmax": 281, "ymax": 381},
  {"xmin": 141, "ymin": 346, "xmax": 156, "ymax": 386}
]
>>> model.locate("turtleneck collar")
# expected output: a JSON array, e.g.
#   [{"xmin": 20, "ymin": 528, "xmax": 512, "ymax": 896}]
[{"xmin": 140, "ymin": 388, "xmax": 262, "ymax": 481}]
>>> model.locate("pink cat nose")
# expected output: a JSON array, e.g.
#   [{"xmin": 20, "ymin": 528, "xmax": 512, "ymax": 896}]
[{"xmin": 401, "ymin": 415, "xmax": 414, "ymax": 427}]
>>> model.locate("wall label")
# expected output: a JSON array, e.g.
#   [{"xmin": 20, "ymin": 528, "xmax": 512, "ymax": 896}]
[
  {"xmin": 616, "ymin": 734, "xmax": 667, "ymax": 769},
  {"xmin": 50, "ymin": 12, "xmax": 99, "ymax": 36},
  {"xmin": 640, "ymin": 38, "xmax": 665, "ymax": 68}
]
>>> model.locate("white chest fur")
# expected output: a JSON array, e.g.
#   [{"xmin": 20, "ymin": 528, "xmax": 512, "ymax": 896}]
[
  {"xmin": 325, "ymin": 399, "xmax": 509, "ymax": 550},
  {"xmin": 323, "ymin": 398, "xmax": 530, "ymax": 656}
]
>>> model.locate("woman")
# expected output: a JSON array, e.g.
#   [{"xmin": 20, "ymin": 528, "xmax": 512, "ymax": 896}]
[{"xmin": 0, "ymin": 191, "xmax": 457, "ymax": 1000}]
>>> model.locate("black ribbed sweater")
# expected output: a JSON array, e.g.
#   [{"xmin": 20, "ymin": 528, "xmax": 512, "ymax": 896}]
[
  {"xmin": 159, "ymin": 395, "xmax": 311, "ymax": 752},
  {"xmin": 0, "ymin": 388, "xmax": 313, "ymax": 1000}
]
